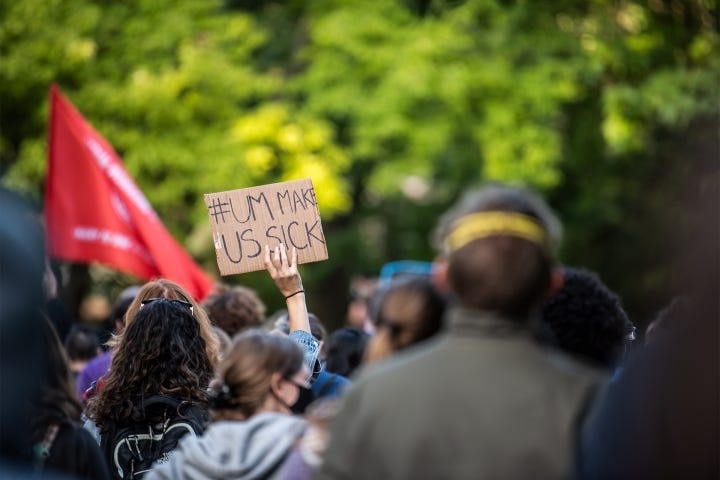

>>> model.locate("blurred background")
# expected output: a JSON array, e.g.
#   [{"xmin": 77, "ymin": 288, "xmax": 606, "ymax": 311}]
[{"xmin": 1, "ymin": 0, "xmax": 718, "ymax": 331}]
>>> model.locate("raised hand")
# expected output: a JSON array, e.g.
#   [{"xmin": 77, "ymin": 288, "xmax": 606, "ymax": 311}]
[{"xmin": 264, "ymin": 244, "xmax": 303, "ymax": 298}]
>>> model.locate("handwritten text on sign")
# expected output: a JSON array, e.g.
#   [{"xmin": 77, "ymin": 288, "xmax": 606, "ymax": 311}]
[{"xmin": 205, "ymin": 178, "xmax": 328, "ymax": 275}]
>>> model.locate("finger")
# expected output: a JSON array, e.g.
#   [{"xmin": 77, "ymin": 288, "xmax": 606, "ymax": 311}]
[
  {"xmin": 274, "ymin": 245, "xmax": 280, "ymax": 265},
  {"xmin": 279, "ymin": 243, "xmax": 288, "ymax": 267},
  {"xmin": 291, "ymin": 246, "xmax": 298, "ymax": 268},
  {"xmin": 264, "ymin": 245, "xmax": 273, "ymax": 270}
]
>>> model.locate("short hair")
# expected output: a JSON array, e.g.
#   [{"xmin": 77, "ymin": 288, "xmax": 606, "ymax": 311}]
[
  {"xmin": 272, "ymin": 312, "xmax": 325, "ymax": 341},
  {"xmin": 64, "ymin": 324, "xmax": 99, "ymax": 362},
  {"xmin": 211, "ymin": 330, "xmax": 304, "ymax": 420},
  {"xmin": 202, "ymin": 283, "xmax": 266, "ymax": 337},
  {"xmin": 433, "ymin": 184, "xmax": 561, "ymax": 316},
  {"xmin": 325, "ymin": 327, "xmax": 369, "ymax": 378},
  {"xmin": 540, "ymin": 267, "xmax": 635, "ymax": 368}
]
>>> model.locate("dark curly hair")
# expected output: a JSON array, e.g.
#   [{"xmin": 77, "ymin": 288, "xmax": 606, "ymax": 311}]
[
  {"xmin": 540, "ymin": 267, "xmax": 635, "ymax": 368},
  {"xmin": 201, "ymin": 283, "xmax": 266, "ymax": 337},
  {"xmin": 87, "ymin": 299, "xmax": 213, "ymax": 429}
]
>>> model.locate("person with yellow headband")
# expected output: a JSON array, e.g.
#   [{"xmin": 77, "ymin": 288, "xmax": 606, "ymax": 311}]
[{"xmin": 317, "ymin": 184, "xmax": 606, "ymax": 480}]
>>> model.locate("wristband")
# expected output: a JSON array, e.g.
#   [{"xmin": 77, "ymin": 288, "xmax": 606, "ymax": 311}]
[{"xmin": 285, "ymin": 289, "xmax": 305, "ymax": 300}]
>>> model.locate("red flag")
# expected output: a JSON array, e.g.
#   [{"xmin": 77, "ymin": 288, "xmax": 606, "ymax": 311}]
[{"xmin": 45, "ymin": 84, "xmax": 214, "ymax": 301}]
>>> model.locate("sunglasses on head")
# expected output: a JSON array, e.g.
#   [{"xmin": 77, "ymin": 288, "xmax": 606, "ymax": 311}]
[{"xmin": 140, "ymin": 297, "xmax": 194, "ymax": 315}]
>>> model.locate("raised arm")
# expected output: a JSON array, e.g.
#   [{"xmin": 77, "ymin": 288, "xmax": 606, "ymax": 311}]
[
  {"xmin": 264, "ymin": 244, "xmax": 310, "ymax": 333},
  {"xmin": 264, "ymin": 244, "xmax": 319, "ymax": 380}
]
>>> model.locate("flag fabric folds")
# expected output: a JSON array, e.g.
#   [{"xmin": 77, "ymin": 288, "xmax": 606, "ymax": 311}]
[{"xmin": 44, "ymin": 84, "xmax": 214, "ymax": 301}]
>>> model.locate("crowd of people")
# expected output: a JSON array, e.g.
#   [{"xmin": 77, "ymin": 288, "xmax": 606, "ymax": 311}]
[{"xmin": 0, "ymin": 181, "xmax": 716, "ymax": 479}]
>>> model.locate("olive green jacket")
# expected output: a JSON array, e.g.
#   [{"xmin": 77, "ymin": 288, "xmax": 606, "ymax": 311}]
[{"xmin": 317, "ymin": 308, "xmax": 605, "ymax": 480}]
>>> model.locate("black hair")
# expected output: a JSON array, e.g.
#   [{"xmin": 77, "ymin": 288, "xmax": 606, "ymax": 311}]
[
  {"xmin": 64, "ymin": 324, "xmax": 99, "ymax": 362},
  {"xmin": 325, "ymin": 327, "xmax": 369, "ymax": 378},
  {"xmin": 540, "ymin": 267, "xmax": 635, "ymax": 368}
]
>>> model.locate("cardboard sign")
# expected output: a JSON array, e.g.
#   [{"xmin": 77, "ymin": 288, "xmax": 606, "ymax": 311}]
[{"xmin": 205, "ymin": 178, "xmax": 328, "ymax": 275}]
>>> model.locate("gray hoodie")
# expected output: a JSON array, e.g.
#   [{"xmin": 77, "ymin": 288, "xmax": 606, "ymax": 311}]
[{"xmin": 145, "ymin": 413, "xmax": 307, "ymax": 480}]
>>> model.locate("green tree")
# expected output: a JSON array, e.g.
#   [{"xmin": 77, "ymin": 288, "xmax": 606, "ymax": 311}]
[{"xmin": 2, "ymin": 0, "xmax": 717, "ymax": 326}]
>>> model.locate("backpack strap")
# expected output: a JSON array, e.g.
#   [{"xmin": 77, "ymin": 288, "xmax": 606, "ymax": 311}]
[{"xmin": 33, "ymin": 424, "xmax": 59, "ymax": 473}]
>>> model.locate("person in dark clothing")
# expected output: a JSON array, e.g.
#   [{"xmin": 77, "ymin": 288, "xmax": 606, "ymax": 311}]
[
  {"xmin": 31, "ymin": 316, "xmax": 110, "ymax": 479},
  {"xmin": 86, "ymin": 293, "xmax": 215, "ymax": 480},
  {"xmin": 0, "ymin": 187, "xmax": 54, "ymax": 472},
  {"xmin": 579, "ymin": 178, "xmax": 719, "ymax": 479}
]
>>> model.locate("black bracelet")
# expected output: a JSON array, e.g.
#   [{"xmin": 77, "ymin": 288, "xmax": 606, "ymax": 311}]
[{"xmin": 285, "ymin": 289, "xmax": 305, "ymax": 300}]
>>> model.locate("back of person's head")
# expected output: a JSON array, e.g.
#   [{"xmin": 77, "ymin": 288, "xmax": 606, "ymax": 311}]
[
  {"xmin": 0, "ymin": 187, "xmax": 47, "ymax": 463},
  {"xmin": 540, "ymin": 267, "xmax": 635, "ymax": 368},
  {"xmin": 433, "ymin": 184, "xmax": 561, "ymax": 317},
  {"xmin": 365, "ymin": 276, "xmax": 446, "ymax": 364},
  {"xmin": 88, "ymin": 298, "xmax": 214, "ymax": 427},
  {"xmin": 64, "ymin": 324, "xmax": 99, "ymax": 363},
  {"xmin": 325, "ymin": 327, "xmax": 369, "ymax": 378},
  {"xmin": 212, "ymin": 326, "xmax": 232, "ymax": 361},
  {"xmin": 32, "ymin": 317, "xmax": 83, "ymax": 439},
  {"xmin": 202, "ymin": 283, "xmax": 266, "ymax": 337},
  {"xmin": 119, "ymin": 278, "xmax": 219, "ymax": 368},
  {"xmin": 270, "ymin": 312, "xmax": 325, "ymax": 340},
  {"xmin": 210, "ymin": 330, "xmax": 305, "ymax": 420}
]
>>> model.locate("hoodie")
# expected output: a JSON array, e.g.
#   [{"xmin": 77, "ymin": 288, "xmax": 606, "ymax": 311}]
[{"xmin": 145, "ymin": 413, "xmax": 307, "ymax": 480}]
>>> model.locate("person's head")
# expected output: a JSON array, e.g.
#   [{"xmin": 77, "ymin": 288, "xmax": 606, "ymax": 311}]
[
  {"xmin": 32, "ymin": 316, "xmax": 83, "ymax": 440},
  {"xmin": 64, "ymin": 324, "xmax": 100, "ymax": 375},
  {"xmin": 201, "ymin": 283, "xmax": 266, "ymax": 337},
  {"xmin": 540, "ymin": 267, "xmax": 635, "ymax": 368},
  {"xmin": 365, "ymin": 276, "xmax": 446, "ymax": 364},
  {"xmin": 433, "ymin": 184, "xmax": 562, "ymax": 318},
  {"xmin": 210, "ymin": 330, "xmax": 308, "ymax": 420},
  {"xmin": 212, "ymin": 325, "xmax": 233, "ymax": 361},
  {"xmin": 271, "ymin": 311, "xmax": 325, "ymax": 341},
  {"xmin": 119, "ymin": 279, "xmax": 219, "ymax": 368},
  {"xmin": 325, "ymin": 327, "xmax": 369, "ymax": 378},
  {"xmin": 346, "ymin": 276, "xmax": 378, "ymax": 329},
  {"xmin": 88, "ymin": 298, "xmax": 214, "ymax": 427}
]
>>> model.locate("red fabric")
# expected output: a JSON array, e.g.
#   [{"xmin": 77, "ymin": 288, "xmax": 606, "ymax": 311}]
[{"xmin": 45, "ymin": 84, "xmax": 214, "ymax": 301}]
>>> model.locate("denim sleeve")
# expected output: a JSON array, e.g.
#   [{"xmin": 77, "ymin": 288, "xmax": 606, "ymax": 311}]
[{"xmin": 288, "ymin": 329, "xmax": 321, "ymax": 382}]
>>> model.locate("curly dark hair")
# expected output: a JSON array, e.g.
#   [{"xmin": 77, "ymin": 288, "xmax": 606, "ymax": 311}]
[
  {"xmin": 201, "ymin": 283, "xmax": 266, "ymax": 337},
  {"xmin": 87, "ymin": 299, "xmax": 213, "ymax": 429},
  {"xmin": 540, "ymin": 267, "xmax": 635, "ymax": 368}
]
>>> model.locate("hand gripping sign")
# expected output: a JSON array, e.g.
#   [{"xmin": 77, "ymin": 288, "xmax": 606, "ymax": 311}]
[{"xmin": 205, "ymin": 179, "xmax": 329, "ymax": 275}]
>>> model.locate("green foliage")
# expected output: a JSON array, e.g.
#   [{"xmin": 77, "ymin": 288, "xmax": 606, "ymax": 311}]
[{"xmin": 2, "ymin": 0, "xmax": 717, "ymax": 324}]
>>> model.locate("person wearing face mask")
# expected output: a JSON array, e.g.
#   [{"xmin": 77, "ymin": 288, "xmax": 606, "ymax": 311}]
[{"xmin": 145, "ymin": 330, "xmax": 313, "ymax": 480}]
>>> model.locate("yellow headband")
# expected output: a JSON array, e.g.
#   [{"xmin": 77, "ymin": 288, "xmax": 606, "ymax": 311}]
[{"xmin": 445, "ymin": 211, "xmax": 549, "ymax": 253}]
